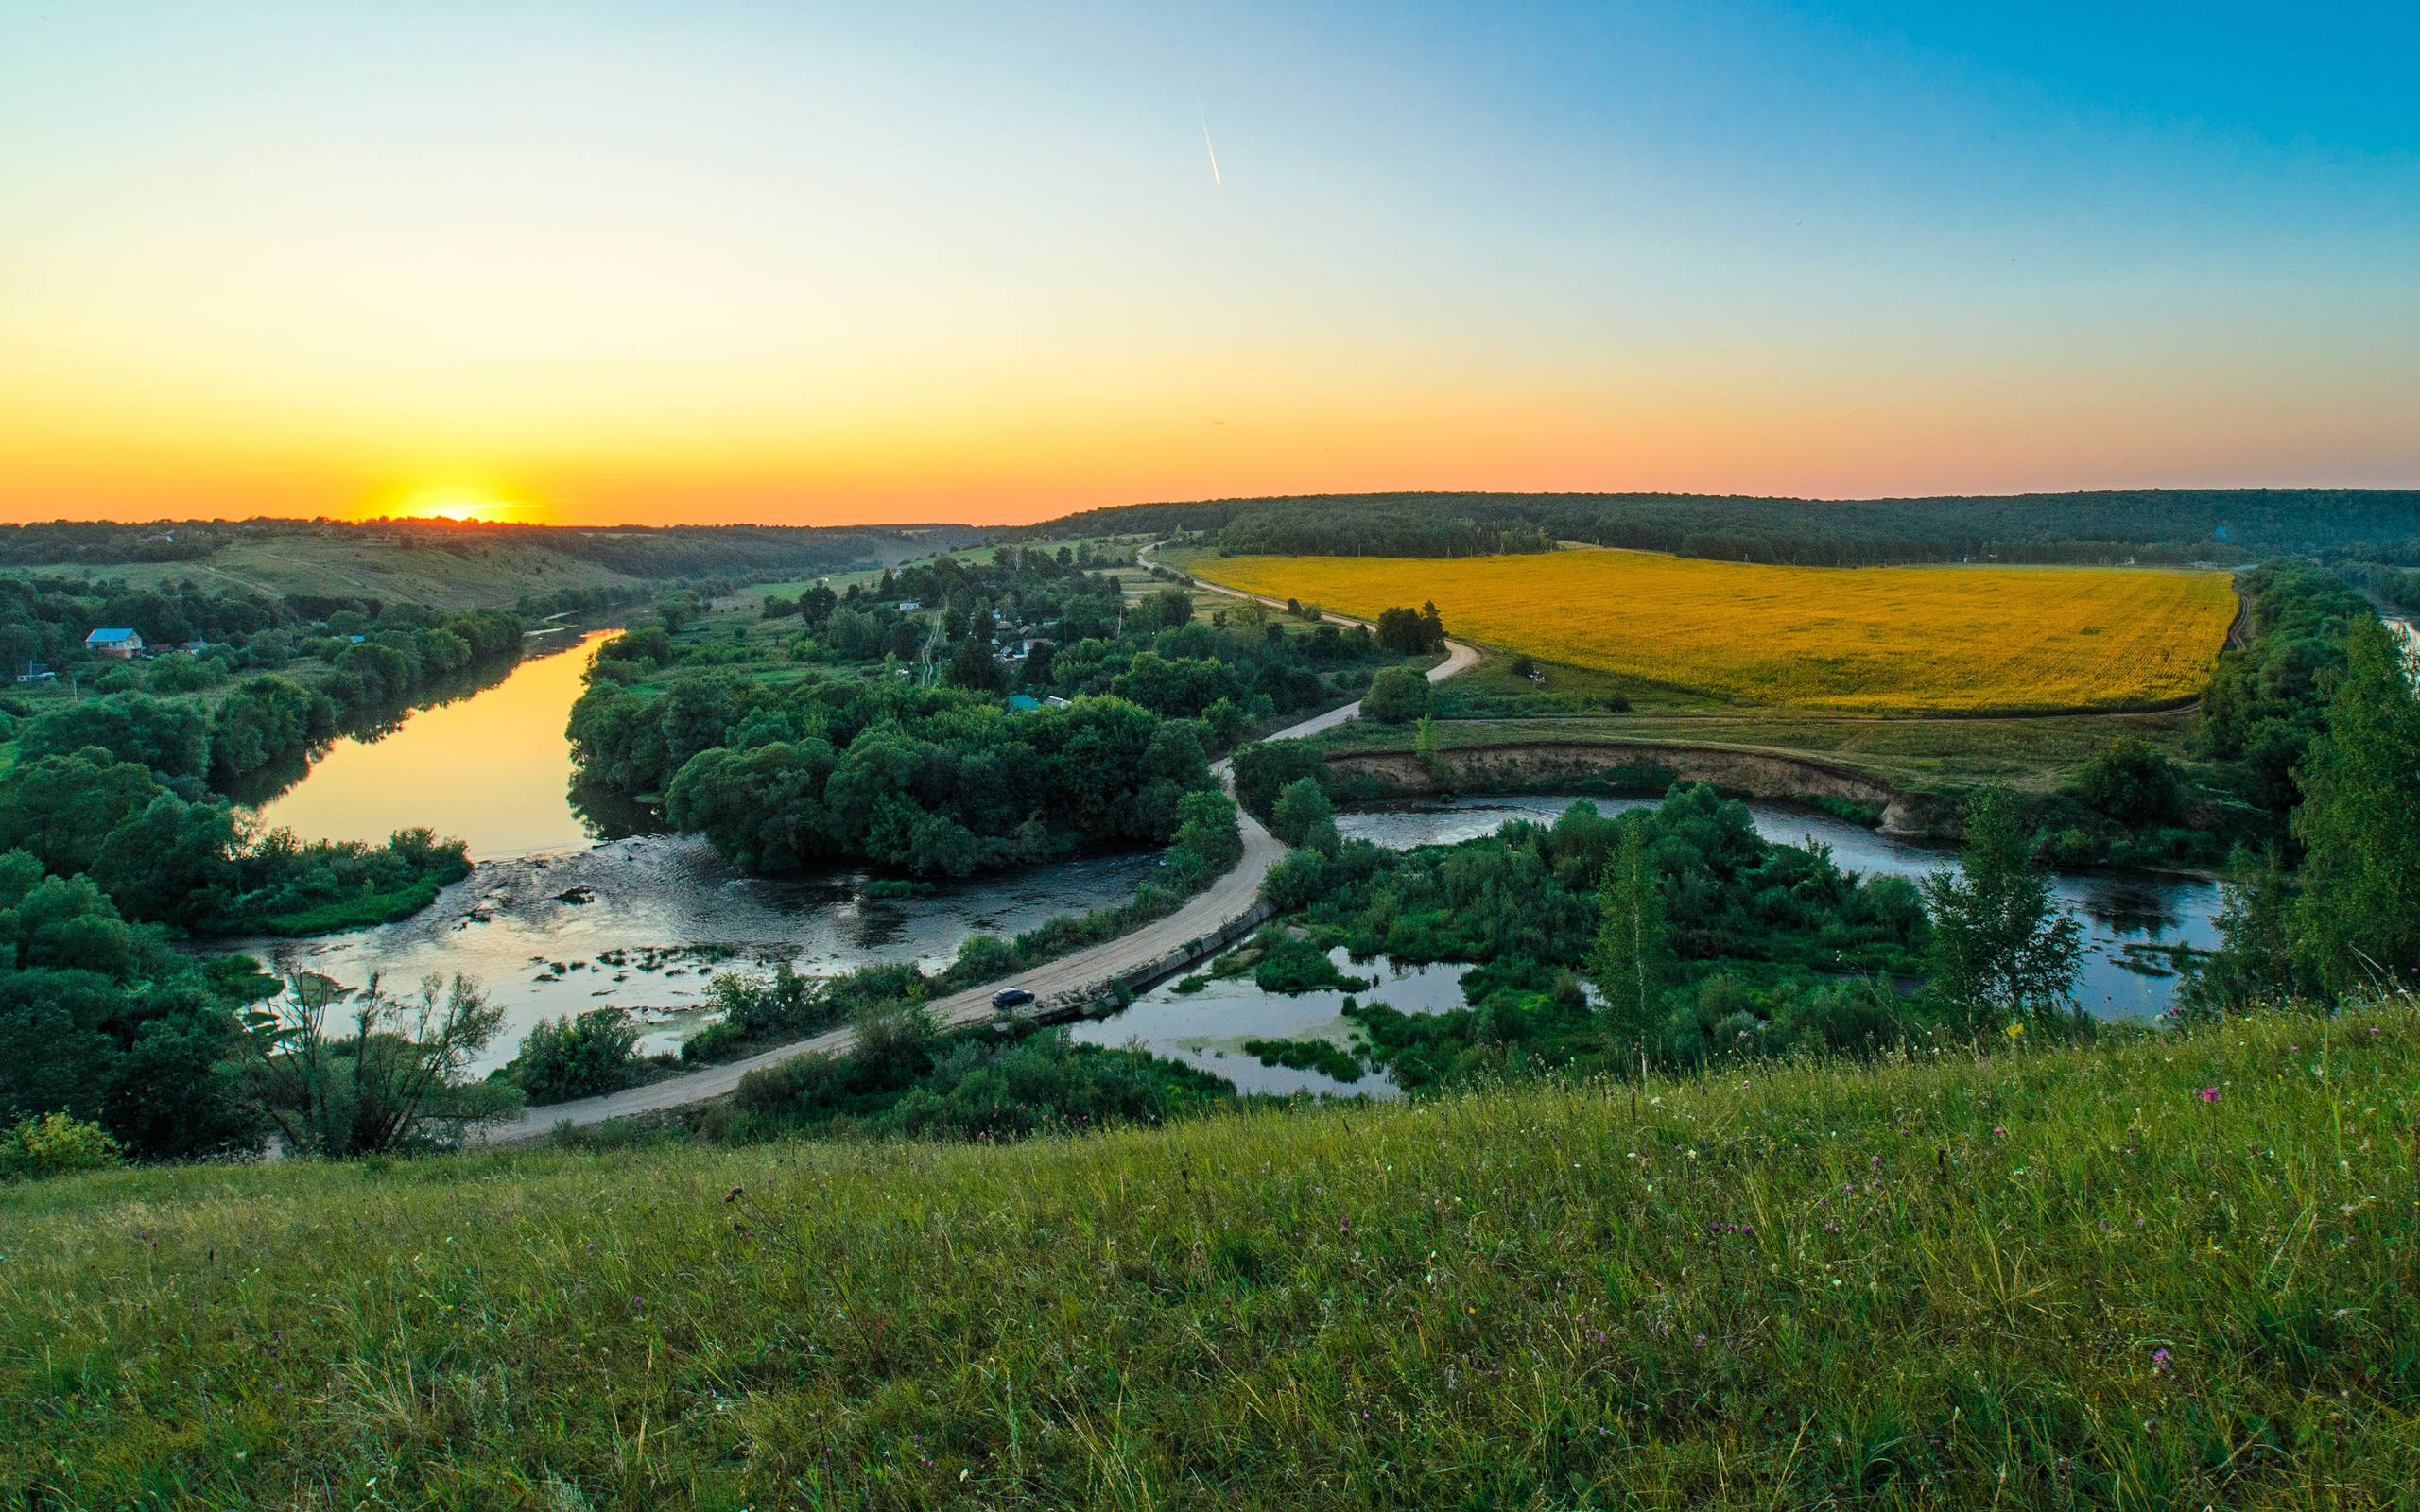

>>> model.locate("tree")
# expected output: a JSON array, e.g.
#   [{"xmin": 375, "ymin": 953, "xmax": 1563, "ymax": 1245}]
[
  {"xmin": 1167, "ymin": 788, "xmax": 1244, "ymax": 883},
  {"xmin": 1589, "ymin": 826, "xmax": 1671, "ymax": 1056},
  {"xmin": 20, "ymin": 695, "xmax": 211, "ymax": 780},
  {"xmin": 1142, "ymin": 587, "xmax": 1195, "ymax": 629},
  {"xmin": 2177, "ymin": 844, "xmax": 2308, "ymax": 1020},
  {"xmin": 0, "ymin": 747, "xmax": 163, "ymax": 874},
  {"xmin": 2075, "ymin": 735, "xmax": 2184, "ymax": 824},
  {"xmin": 1270, "ymin": 776, "xmax": 1338, "ymax": 850},
  {"xmin": 1373, "ymin": 606, "xmax": 1428, "ymax": 655},
  {"xmin": 89, "ymin": 792, "xmax": 241, "ymax": 925},
  {"xmin": 2289, "ymin": 618, "xmax": 2420, "ymax": 993},
  {"xmin": 508, "ymin": 1008, "xmax": 643, "ymax": 1102},
  {"xmin": 0, "ymin": 859, "xmax": 261, "ymax": 1159},
  {"xmin": 1920, "ymin": 785, "xmax": 2082, "ymax": 1034},
  {"xmin": 665, "ymin": 739, "xmax": 841, "ymax": 872},
  {"xmin": 241, "ymin": 973, "xmax": 515, "ymax": 1155},
  {"xmin": 1361, "ymin": 665, "xmax": 1429, "ymax": 724},
  {"xmin": 1231, "ymin": 739, "xmax": 1327, "ymax": 818},
  {"xmin": 945, "ymin": 636, "xmax": 1006, "ymax": 693}
]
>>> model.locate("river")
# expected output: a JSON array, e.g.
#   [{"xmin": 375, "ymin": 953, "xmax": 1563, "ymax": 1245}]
[
  {"xmin": 245, "ymin": 627, "xmax": 621, "ymax": 857},
  {"xmin": 233, "ymin": 629, "xmax": 1158, "ymax": 1072},
  {"xmin": 243, "ymin": 635, "xmax": 2222, "ymax": 1079},
  {"xmin": 1071, "ymin": 794, "xmax": 2223, "ymax": 1100}
]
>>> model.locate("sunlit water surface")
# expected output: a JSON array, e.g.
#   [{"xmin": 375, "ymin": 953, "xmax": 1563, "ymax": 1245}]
[{"xmin": 245, "ymin": 636, "xmax": 2223, "ymax": 1080}]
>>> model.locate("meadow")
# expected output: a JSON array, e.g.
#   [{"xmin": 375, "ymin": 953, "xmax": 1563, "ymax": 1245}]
[
  {"xmin": 1196, "ymin": 550, "xmax": 2238, "ymax": 713},
  {"xmin": 5, "ymin": 1005, "xmax": 2414, "ymax": 1508},
  {"xmin": 15, "ymin": 532, "xmax": 644, "ymax": 610}
]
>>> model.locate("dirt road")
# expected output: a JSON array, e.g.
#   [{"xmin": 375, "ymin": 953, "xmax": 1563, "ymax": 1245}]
[{"xmin": 474, "ymin": 549, "xmax": 1477, "ymax": 1142}]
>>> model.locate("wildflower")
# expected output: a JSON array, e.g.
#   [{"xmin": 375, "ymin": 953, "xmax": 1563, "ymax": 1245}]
[
  {"xmin": 2004, "ymin": 1022, "xmax": 2025, "ymax": 1041},
  {"xmin": 2151, "ymin": 1347, "xmax": 2172, "ymax": 1374},
  {"xmin": 2197, "ymin": 1087, "xmax": 2221, "ymax": 1104}
]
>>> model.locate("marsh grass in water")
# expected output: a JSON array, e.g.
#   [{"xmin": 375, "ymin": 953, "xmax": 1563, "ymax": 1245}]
[{"xmin": 4, "ymin": 1005, "xmax": 2415, "ymax": 1507}]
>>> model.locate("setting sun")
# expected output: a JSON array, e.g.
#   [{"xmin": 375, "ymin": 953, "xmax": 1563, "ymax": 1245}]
[{"xmin": 374, "ymin": 487, "xmax": 535, "ymax": 524}]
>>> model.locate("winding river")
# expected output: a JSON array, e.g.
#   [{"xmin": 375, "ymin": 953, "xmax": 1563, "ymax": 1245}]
[
  {"xmin": 234, "ymin": 630, "xmax": 1156, "ymax": 1072},
  {"xmin": 244, "ymin": 635, "xmax": 2223, "ymax": 1080}
]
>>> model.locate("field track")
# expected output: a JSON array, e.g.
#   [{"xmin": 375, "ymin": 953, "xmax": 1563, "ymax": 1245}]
[{"xmin": 473, "ymin": 552, "xmax": 1473, "ymax": 1143}]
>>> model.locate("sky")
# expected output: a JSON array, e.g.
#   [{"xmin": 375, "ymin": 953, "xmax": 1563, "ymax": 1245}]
[{"xmin": 2, "ymin": 1, "xmax": 2415, "ymax": 527}]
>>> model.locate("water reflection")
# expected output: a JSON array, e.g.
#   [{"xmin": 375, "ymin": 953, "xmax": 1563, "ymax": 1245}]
[
  {"xmin": 1070, "ymin": 947, "xmax": 1464, "ymax": 1098},
  {"xmin": 237, "ymin": 834, "xmax": 1161, "ymax": 1074},
  {"xmin": 1336, "ymin": 795, "xmax": 2223, "ymax": 1019},
  {"xmin": 242, "ymin": 628, "xmax": 620, "ymax": 859}
]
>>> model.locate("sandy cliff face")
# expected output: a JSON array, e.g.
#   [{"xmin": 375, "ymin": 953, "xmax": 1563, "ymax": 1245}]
[{"xmin": 1324, "ymin": 742, "xmax": 1940, "ymax": 837}]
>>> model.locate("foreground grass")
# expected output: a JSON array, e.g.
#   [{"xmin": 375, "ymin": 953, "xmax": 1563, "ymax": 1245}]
[{"xmin": 5, "ymin": 1009, "xmax": 2416, "ymax": 1509}]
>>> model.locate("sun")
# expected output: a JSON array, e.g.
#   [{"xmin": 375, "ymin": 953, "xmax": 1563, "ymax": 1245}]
[{"xmin": 375, "ymin": 486, "xmax": 534, "ymax": 524}]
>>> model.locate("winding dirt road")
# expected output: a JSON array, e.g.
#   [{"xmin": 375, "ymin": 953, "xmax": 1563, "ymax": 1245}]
[{"xmin": 475, "ymin": 551, "xmax": 1476, "ymax": 1143}]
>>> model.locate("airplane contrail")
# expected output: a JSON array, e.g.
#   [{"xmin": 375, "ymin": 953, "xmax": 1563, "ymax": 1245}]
[{"xmin": 1199, "ymin": 103, "xmax": 1221, "ymax": 187}]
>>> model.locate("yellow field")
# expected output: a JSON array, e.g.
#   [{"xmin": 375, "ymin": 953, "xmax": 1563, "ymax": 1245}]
[{"xmin": 1200, "ymin": 550, "xmax": 2238, "ymax": 712}]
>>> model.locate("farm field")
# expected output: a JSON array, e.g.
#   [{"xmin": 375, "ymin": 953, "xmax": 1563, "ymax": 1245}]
[{"xmin": 1194, "ymin": 549, "xmax": 2238, "ymax": 713}]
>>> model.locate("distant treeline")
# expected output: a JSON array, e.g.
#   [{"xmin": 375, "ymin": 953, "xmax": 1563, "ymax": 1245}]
[
  {"xmin": 2332, "ymin": 559, "xmax": 2420, "ymax": 614},
  {"xmin": 0, "ymin": 518, "xmax": 975, "ymax": 578},
  {"xmin": 1012, "ymin": 490, "xmax": 2420, "ymax": 567}
]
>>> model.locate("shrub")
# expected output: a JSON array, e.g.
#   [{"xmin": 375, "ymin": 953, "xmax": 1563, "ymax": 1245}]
[
  {"xmin": 1361, "ymin": 665, "xmax": 1430, "ymax": 724},
  {"xmin": 2076, "ymin": 735, "xmax": 2185, "ymax": 824},
  {"xmin": 1269, "ymin": 776, "xmax": 1338, "ymax": 849},
  {"xmin": 510, "ymin": 1008, "xmax": 644, "ymax": 1104},
  {"xmin": 0, "ymin": 1113, "xmax": 124, "ymax": 1180}
]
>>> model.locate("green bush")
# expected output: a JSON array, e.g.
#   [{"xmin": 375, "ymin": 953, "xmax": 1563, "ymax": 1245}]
[
  {"xmin": 508, "ymin": 1008, "xmax": 644, "ymax": 1104},
  {"xmin": 0, "ymin": 1112, "xmax": 124, "ymax": 1180},
  {"xmin": 1360, "ymin": 665, "xmax": 1430, "ymax": 724}
]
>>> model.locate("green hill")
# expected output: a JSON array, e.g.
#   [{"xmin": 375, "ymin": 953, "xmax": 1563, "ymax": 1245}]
[
  {"xmin": 21, "ymin": 530, "xmax": 647, "ymax": 610},
  {"xmin": 5, "ymin": 1006, "xmax": 2412, "ymax": 1508},
  {"xmin": 1014, "ymin": 488, "xmax": 2420, "ymax": 567},
  {"xmin": 1, "ymin": 519, "xmax": 966, "ymax": 610}
]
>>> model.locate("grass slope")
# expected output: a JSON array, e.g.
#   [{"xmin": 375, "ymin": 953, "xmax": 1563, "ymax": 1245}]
[
  {"xmin": 20, "ymin": 534, "xmax": 645, "ymax": 610},
  {"xmin": 6, "ymin": 1009, "xmax": 2415, "ymax": 1508},
  {"xmin": 1196, "ymin": 549, "xmax": 2235, "ymax": 713}
]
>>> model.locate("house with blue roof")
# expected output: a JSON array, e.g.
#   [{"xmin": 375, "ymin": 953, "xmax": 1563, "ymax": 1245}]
[{"xmin": 84, "ymin": 627, "xmax": 144, "ymax": 659}]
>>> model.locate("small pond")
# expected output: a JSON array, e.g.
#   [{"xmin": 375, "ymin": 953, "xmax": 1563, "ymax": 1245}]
[{"xmin": 1069, "ymin": 946, "xmax": 1463, "ymax": 1100}]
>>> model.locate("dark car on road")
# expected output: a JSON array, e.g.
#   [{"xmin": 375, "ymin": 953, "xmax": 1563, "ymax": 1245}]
[{"xmin": 991, "ymin": 987, "xmax": 1035, "ymax": 1010}]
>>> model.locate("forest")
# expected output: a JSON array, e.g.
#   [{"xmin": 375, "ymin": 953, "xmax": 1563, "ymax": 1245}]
[
  {"xmin": 1019, "ymin": 487, "xmax": 2420, "ymax": 566},
  {"xmin": 0, "ymin": 515, "xmax": 966, "ymax": 578},
  {"xmin": 567, "ymin": 545, "xmax": 1425, "ymax": 877}
]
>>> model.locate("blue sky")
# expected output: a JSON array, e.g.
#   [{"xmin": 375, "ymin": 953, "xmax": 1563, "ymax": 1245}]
[{"xmin": 2, "ymin": 2, "xmax": 2412, "ymax": 523}]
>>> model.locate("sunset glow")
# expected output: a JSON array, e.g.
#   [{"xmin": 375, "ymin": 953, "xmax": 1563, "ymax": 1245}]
[
  {"xmin": 373, "ymin": 488, "xmax": 537, "ymax": 525},
  {"xmin": 2, "ymin": 4, "xmax": 2413, "ymax": 527}
]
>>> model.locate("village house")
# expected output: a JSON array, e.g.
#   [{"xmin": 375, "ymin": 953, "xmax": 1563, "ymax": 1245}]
[{"xmin": 84, "ymin": 627, "xmax": 143, "ymax": 659}]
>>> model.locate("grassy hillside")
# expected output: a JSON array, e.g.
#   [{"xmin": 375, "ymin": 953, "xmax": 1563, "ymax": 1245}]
[
  {"xmin": 17, "ymin": 532, "xmax": 642, "ymax": 609},
  {"xmin": 5, "ymin": 1007, "xmax": 2414, "ymax": 1508},
  {"xmin": 7, "ymin": 521, "xmax": 956, "ymax": 610}
]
